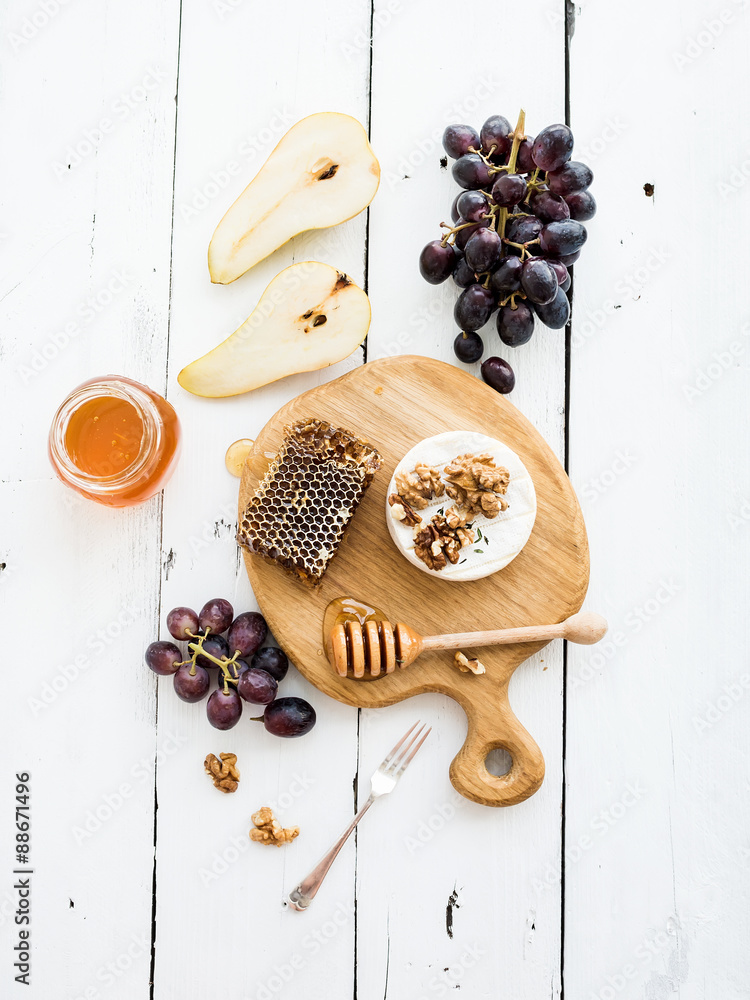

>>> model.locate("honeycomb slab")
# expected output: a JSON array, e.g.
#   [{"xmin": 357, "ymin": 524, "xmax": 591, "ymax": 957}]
[{"xmin": 237, "ymin": 419, "xmax": 382, "ymax": 584}]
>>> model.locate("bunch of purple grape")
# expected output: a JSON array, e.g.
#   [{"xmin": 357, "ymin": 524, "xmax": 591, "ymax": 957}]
[
  {"xmin": 419, "ymin": 110, "xmax": 595, "ymax": 392},
  {"xmin": 145, "ymin": 598, "xmax": 316, "ymax": 736}
]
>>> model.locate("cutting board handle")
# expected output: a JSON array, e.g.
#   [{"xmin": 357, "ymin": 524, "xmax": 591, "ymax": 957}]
[{"xmin": 449, "ymin": 687, "xmax": 545, "ymax": 807}]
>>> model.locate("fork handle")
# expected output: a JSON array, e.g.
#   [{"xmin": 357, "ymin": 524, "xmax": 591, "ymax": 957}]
[{"xmin": 287, "ymin": 795, "xmax": 375, "ymax": 911}]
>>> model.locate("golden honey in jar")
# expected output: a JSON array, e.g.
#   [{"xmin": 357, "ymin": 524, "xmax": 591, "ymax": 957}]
[{"xmin": 48, "ymin": 376, "xmax": 181, "ymax": 507}]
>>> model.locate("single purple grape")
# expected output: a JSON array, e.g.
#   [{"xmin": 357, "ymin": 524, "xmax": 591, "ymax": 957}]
[
  {"xmin": 491, "ymin": 173, "xmax": 527, "ymax": 208},
  {"xmin": 532, "ymin": 124, "xmax": 574, "ymax": 172},
  {"xmin": 262, "ymin": 697, "xmax": 316, "ymax": 738},
  {"xmin": 198, "ymin": 598, "xmax": 234, "ymax": 635},
  {"xmin": 539, "ymin": 220, "xmax": 587, "ymax": 258},
  {"xmin": 505, "ymin": 215, "xmax": 543, "ymax": 252},
  {"xmin": 481, "ymin": 357, "xmax": 515, "ymax": 394},
  {"xmin": 454, "ymin": 284, "xmax": 496, "ymax": 332},
  {"xmin": 529, "ymin": 190, "xmax": 570, "ymax": 223},
  {"xmin": 443, "ymin": 124, "xmax": 480, "ymax": 159},
  {"xmin": 533, "ymin": 287, "xmax": 571, "ymax": 329},
  {"xmin": 419, "ymin": 240, "xmax": 457, "ymax": 284},
  {"xmin": 238, "ymin": 667, "xmax": 278, "ymax": 705},
  {"xmin": 456, "ymin": 190, "xmax": 490, "ymax": 223},
  {"xmin": 173, "ymin": 663, "xmax": 210, "ymax": 703},
  {"xmin": 480, "ymin": 115, "xmax": 512, "ymax": 159},
  {"xmin": 145, "ymin": 641, "xmax": 182, "ymax": 676},
  {"xmin": 227, "ymin": 611, "xmax": 268, "ymax": 658},
  {"xmin": 453, "ymin": 331, "xmax": 484, "ymax": 363},
  {"xmin": 565, "ymin": 190, "xmax": 597, "ymax": 221},
  {"xmin": 206, "ymin": 687, "xmax": 243, "ymax": 730},
  {"xmin": 166, "ymin": 607, "xmax": 199, "ymax": 641},
  {"xmin": 251, "ymin": 647, "xmax": 289, "ymax": 682},
  {"xmin": 452, "ymin": 153, "xmax": 492, "ymax": 190},
  {"xmin": 520, "ymin": 258, "xmax": 558, "ymax": 305},
  {"xmin": 490, "ymin": 256, "xmax": 523, "ymax": 294},
  {"xmin": 548, "ymin": 161, "xmax": 593, "ymax": 196},
  {"xmin": 497, "ymin": 303, "xmax": 535, "ymax": 347},
  {"xmin": 464, "ymin": 228, "xmax": 502, "ymax": 273}
]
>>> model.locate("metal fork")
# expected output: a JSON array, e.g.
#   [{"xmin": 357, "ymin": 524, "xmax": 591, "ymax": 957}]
[{"xmin": 287, "ymin": 721, "xmax": 431, "ymax": 911}]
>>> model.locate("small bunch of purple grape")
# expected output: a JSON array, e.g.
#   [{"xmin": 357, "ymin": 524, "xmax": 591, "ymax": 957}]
[
  {"xmin": 419, "ymin": 110, "xmax": 595, "ymax": 393},
  {"xmin": 145, "ymin": 598, "xmax": 316, "ymax": 736}
]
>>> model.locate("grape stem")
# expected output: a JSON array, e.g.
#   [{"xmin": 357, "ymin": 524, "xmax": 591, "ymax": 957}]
[
  {"xmin": 502, "ymin": 237, "xmax": 540, "ymax": 261},
  {"xmin": 466, "ymin": 143, "xmax": 497, "ymax": 167},
  {"xmin": 185, "ymin": 628, "xmax": 243, "ymax": 690},
  {"xmin": 494, "ymin": 110, "xmax": 525, "ymax": 246},
  {"xmin": 500, "ymin": 291, "xmax": 527, "ymax": 311},
  {"xmin": 439, "ymin": 220, "xmax": 476, "ymax": 246}
]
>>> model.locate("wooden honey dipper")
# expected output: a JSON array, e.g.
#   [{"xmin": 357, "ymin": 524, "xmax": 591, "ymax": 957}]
[{"xmin": 327, "ymin": 612, "xmax": 608, "ymax": 678}]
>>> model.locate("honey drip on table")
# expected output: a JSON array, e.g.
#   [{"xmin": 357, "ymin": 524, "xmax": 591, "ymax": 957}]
[{"xmin": 323, "ymin": 598, "xmax": 388, "ymax": 679}]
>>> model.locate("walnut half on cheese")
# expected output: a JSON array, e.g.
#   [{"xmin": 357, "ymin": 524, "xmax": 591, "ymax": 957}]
[{"xmin": 385, "ymin": 431, "xmax": 537, "ymax": 583}]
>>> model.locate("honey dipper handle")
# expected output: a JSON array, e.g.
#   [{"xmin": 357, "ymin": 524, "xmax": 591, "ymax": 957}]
[
  {"xmin": 423, "ymin": 624, "xmax": 563, "ymax": 650},
  {"xmin": 421, "ymin": 613, "xmax": 608, "ymax": 651}
]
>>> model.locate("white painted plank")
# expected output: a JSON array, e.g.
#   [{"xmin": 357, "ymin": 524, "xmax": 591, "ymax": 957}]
[
  {"xmin": 3, "ymin": 1, "xmax": 746, "ymax": 997},
  {"xmin": 152, "ymin": 2, "xmax": 373, "ymax": 997},
  {"xmin": 363, "ymin": 1, "xmax": 568, "ymax": 996},
  {"xmin": 566, "ymin": 1, "xmax": 750, "ymax": 996},
  {"xmin": 0, "ymin": 0, "xmax": 180, "ymax": 996}
]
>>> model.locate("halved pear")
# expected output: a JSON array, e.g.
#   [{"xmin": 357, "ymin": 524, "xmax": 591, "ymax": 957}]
[
  {"xmin": 208, "ymin": 112, "xmax": 380, "ymax": 284},
  {"xmin": 178, "ymin": 262, "xmax": 370, "ymax": 397}
]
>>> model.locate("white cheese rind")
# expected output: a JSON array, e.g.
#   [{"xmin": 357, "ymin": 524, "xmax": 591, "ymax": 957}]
[{"xmin": 386, "ymin": 431, "xmax": 536, "ymax": 583}]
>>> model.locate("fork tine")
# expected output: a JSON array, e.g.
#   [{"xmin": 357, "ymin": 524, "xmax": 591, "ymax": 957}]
[
  {"xmin": 393, "ymin": 726, "xmax": 432, "ymax": 778},
  {"xmin": 381, "ymin": 720, "xmax": 420, "ymax": 767},
  {"xmin": 384, "ymin": 723, "xmax": 429, "ymax": 773}
]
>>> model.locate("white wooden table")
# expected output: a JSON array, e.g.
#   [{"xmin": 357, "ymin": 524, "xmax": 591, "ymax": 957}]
[{"xmin": 2, "ymin": 0, "xmax": 749, "ymax": 996}]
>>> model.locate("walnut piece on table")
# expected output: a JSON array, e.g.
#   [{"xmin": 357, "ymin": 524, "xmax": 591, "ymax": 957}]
[
  {"xmin": 250, "ymin": 806, "xmax": 299, "ymax": 847},
  {"xmin": 413, "ymin": 506, "xmax": 475, "ymax": 571},
  {"xmin": 388, "ymin": 492, "xmax": 422, "ymax": 527},
  {"xmin": 204, "ymin": 752, "xmax": 240, "ymax": 793},
  {"xmin": 454, "ymin": 651, "xmax": 486, "ymax": 675},
  {"xmin": 395, "ymin": 463, "xmax": 445, "ymax": 509},
  {"xmin": 444, "ymin": 453, "xmax": 510, "ymax": 519}
]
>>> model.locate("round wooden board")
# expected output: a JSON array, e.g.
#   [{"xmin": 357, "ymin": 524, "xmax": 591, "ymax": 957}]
[{"xmin": 239, "ymin": 356, "xmax": 589, "ymax": 806}]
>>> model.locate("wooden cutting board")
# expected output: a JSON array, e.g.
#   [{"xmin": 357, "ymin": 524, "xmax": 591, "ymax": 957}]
[{"xmin": 238, "ymin": 356, "xmax": 589, "ymax": 807}]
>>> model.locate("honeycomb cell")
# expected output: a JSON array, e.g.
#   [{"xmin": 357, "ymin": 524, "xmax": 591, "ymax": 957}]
[{"xmin": 237, "ymin": 418, "xmax": 382, "ymax": 584}]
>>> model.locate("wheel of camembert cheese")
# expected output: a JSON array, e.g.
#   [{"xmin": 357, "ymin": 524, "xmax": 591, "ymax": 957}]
[{"xmin": 385, "ymin": 430, "xmax": 536, "ymax": 582}]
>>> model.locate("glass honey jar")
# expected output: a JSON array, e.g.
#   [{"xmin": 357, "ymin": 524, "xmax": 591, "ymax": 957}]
[{"xmin": 48, "ymin": 375, "xmax": 181, "ymax": 507}]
